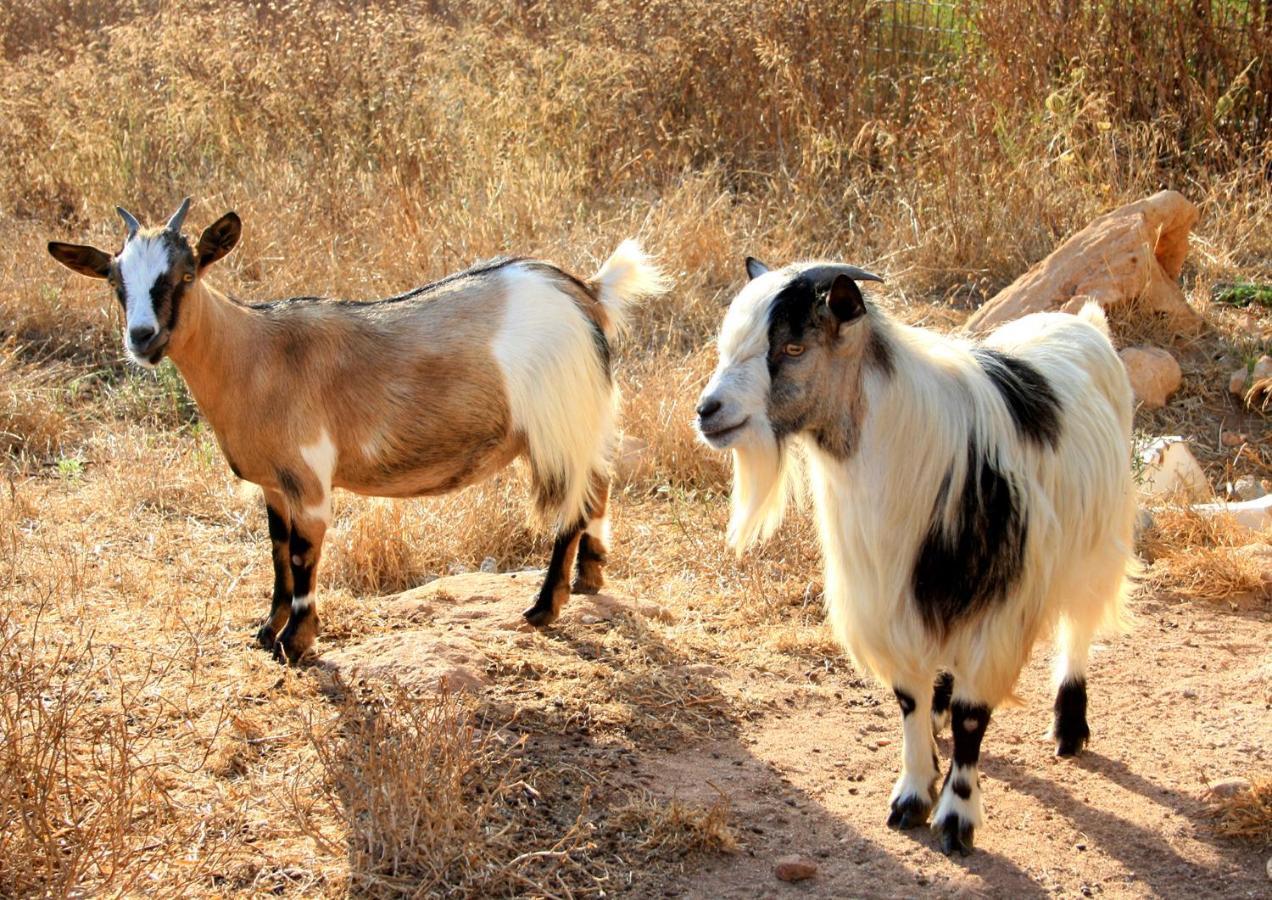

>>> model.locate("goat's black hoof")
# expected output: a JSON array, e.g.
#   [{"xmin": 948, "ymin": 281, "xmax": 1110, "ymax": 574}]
[
  {"xmin": 256, "ymin": 624, "xmax": 278, "ymax": 651},
  {"xmin": 272, "ymin": 634, "xmax": 314, "ymax": 666},
  {"xmin": 887, "ymin": 794, "xmax": 932, "ymax": 830},
  {"xmin": 1054, "ymin": 729, "xmax": 1089, "ymax": 757},
  {"xmin": 523, "ymin": 605, "xmax": 559, "ymax": 628},
  {"xmin": 936, "ymin": 815, "xmax": 975, "ymax": 856}
]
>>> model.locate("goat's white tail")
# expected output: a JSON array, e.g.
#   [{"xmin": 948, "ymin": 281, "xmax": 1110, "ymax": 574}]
[
  {"xmin": 1076, "ymin": 300, "xmax": 1111, "ymax": 338},
  {"xmin": 589, "ymin": 239, "xmax": 669, "ymax": 339}
]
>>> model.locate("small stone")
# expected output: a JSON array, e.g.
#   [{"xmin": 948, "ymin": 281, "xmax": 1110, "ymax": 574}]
[
  {"xmin": 774, "ymin": 856, "xmax": 818, "ymax": 882},
  {"xmin": 1229, "ymin": 367, "xmax": 1249, "ymax": 397},
  {"xmin": 1221, "ymin": 430, "xmax": 1248, "ymax": 447},
  {"xmin": 1119, "ymin": 346, "xmax": 1182, "ymax": 409},
  {"xmin": 1206, "ymin": 777, "xmax": 1252, "ymax": 800},
  {"xmin": 447, "ymin": 562, "xmax": 471, "ymax": 576},
  {"xmin": 1265, "ymin": 856, "xmax": 1271, "ymax": 882},
  {"xmin": 1231, "ymin": 476, "xmax": 1266, "ymax": 502},
  {"xmin": 1182, "ymin": 688, "xmax": 1198, "ymax": 699},
  {"xmin": 1134, "ymin": 508, "xmax": 1154, "ymax": 540},
  {"xmin": 479, "ymin": 556, "xmax": 498, "ymax": 574},
  {"xmin": 1253, "ymin": 355, "xmax": 1272, "ymax": 380},
  {"xmin": 1076, "ymin": 842, "xmax": 1087, "ymax": 851}
]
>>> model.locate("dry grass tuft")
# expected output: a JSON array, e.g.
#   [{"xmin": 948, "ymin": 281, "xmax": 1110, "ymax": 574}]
[
  {"xmin": 1204, "ymin": 778, "xmax": 1272, "ymax": 847},
  {"xmin": 0, "ymin": 607, "xmax": 230, "ymax": 896},
  {"xmin": 300, "ymin": 683, "xmax": 604, "ymax": 898},
  {"xmin": 612, "ymin": 790, "xmax": 738, "ymax": 857},
  {"xmin": 1141, "ymin": 505, "xmax": 1272, "ymax": 603}
]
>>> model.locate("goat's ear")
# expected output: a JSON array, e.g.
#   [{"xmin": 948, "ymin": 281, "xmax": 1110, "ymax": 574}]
[
  {"xmin": 196, "ymin": 212, "xmax": 241, "ymax": 271},
  {"xmin": 745, "ymin": 256, "xmax": 770, "ymax": 280},
  {"xmin": 826, "ymin": 274, "xmax": 866, "ymax": 324},
  {"xmin": 48, "ymin": 242, "xmax": 111, "ymax": 279}
]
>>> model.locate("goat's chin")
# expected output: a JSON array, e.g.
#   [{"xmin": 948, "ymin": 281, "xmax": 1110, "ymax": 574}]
[
  {"xmin": 726, "ymin": 423, "xmax": 792, "ymax": 555},
  {"xmin": 126, "ymin": 342, "xmax": 169, "ymax": 368}
]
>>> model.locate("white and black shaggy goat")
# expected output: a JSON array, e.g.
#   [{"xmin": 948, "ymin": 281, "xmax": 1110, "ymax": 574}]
[
  {"xmin": 696, "ymin": 257, "xmax": 1136, "ymax": 855},
  {"xmin": 48, "ymin": 199, "xmax": 667, "ymax": 661}
]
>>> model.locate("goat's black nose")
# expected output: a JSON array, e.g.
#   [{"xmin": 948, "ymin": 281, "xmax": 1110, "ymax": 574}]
[
  {"xmin": 696, "ymin": 397, "xmax": 722, "ymax": 419},
  {"xmin": 129, "ymin": 326, "xmax": 157, "ymax": 347}
]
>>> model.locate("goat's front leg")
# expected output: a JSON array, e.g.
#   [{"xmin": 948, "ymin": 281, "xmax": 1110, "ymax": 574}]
[
  {"xmin": 887, "ymin": 679, "xmax": 941, "ymax": 829},
  {"xmin": 524, "ymin": 524, "xmax": 582, "ymax": 627},
  {"xmin": 274, "ymin": 514, "xmax": 326, "ymax": 663},
  {"xmin": 933, "ymin": 698, "xmax": 992, "ymax": 856},
  {"xmin": 572, "ymin": 474, "xmax": 610, "ymax": 594},
  {"xmin": 256, "ymin": 492, "xmax": 293, "ymax": 650}
]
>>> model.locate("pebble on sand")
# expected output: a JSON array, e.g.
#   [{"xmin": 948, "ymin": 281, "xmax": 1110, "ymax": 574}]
[{"xmin": 774, "ymin": 856, "xmax": 818, "ymax": 882}]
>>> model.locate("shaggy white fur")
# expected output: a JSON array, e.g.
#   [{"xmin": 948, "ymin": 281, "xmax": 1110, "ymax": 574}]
[{"xmin": 701, "ymin": 260, "xmax": 1136, "ymax": 852}]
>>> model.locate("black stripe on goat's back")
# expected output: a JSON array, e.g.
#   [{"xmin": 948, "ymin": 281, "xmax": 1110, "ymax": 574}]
[
  {"xmin": 250, "ymin": 256, "xmax": 522, "ymax": 312},
  {"xmin": 972, "ymin": 348, "xmax": 1062, "ymax": 448},
  {"xmin": 911, "ymin": 443, "xmax": 1027, "ymax": 634}
]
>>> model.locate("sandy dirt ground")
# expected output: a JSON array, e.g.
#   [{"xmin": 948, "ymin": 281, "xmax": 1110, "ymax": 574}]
[
  {"xmin": 328, "ymin": 573, "xmax": 1269, "ymax": 899},
  {"xmin": 620, "ymin": 592, "xmax": 1270, "ymax": 899}
]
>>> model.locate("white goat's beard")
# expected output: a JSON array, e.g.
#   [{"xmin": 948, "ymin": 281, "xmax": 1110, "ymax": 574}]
[{"xmin": 727, "ymin": 420, "xmax": 793, "ymax": 554}]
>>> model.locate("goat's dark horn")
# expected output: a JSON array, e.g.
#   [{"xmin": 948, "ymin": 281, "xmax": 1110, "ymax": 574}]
[
  {"xmin": 165, "ymin": 197, "xmax": 191, "ymax": 233},
  {"xmin": 116, "ymin": 206, "xmax": 141, "ymax": 238},
  {"xmin": 841, "ymin": 266, "xmax": 885, "ymax": 284}
]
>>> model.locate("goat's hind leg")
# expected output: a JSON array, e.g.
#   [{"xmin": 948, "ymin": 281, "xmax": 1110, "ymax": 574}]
[
  {"xmin": 931, "ymin": 671, "xmax": 954, "ymax": 735},
  {"xmin": 1053, "ymin": 616, "xmax": 1095, "ymax": 756},
  {"xmin": 887, "ymin": 678, "xmax": 941, "ymax": 829},
  {"xmin": 256, "ymin": 493, "xmax": 293, "ymax": 650},
  {"xmin": 572, "ymin": 474, "xmax": 610, "ymax": 595},
  {"xmin": 524, "ymin": 523, "xmax": 582, "ymax": 627}
]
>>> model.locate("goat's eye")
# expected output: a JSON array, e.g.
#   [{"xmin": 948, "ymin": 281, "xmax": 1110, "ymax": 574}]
[
  {"xmin": 182, "ymin": 272, "xmax": 193, "ymax": 283},
  {"xmin": 784, "ymin": 343, "xmax": 805, "ymax": 357}
]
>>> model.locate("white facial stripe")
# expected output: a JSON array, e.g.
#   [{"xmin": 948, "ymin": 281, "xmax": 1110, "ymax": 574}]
[
  {"xmin": 717, "ymin": 271, "xmax": 782, "ymax": 364},
  {"xmin": 117, "ymin": 236, "xmax": 172, "ymax": 337}
]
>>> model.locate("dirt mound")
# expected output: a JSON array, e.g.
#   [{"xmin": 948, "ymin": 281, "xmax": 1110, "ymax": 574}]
[{"xmin": 321, "ymin": 572, "xmax": 675, "ymax": 692}]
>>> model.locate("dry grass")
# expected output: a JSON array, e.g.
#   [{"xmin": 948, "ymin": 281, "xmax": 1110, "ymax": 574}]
[
  {"xmin": 612, "ymin": 791, "xmax": 739, "ymax": 857},
  {"xmin": 1204, "ymin": 778, "xmax": 1272, "ymax": 847},
  {"xmin": 1140, "ymin": 504, "xmax": 1272, "ymax": 604},
  {"xmin": 0, "ymin": 0, "xmax": 1270, "ymax": 894},
  {"xmin": 298, "ymin": 684, "xmax": 608, "ymax": 897}
]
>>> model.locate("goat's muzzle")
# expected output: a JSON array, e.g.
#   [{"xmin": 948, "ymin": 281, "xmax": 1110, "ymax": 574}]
[{"xmin": 696, "ymin": 391, "xmax": 749, "ymax": 449}]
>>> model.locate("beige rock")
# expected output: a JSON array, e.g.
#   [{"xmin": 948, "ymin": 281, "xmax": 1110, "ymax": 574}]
[
  {"xmin": 1192, "ymin": 495, "xmax": 1272, "ymax": 531},
  {"xmin": 1221, "ymin": 430, "xmax": 1248, "ymax": 448},
  {"xmin": 965, "ymin": 191, "xmax": 1200, "ymax": 334},
  {"xmin": 1119, "ymin": 346, "xmax": 1182, "ymax": 409},
  {"xmin": 1254, "ymin": 355, "xmax": 1272, "ymax": 380},
  {"xmin": 321, "ymin": 572, "xmax": 674, "ymax": 691},
  {"xmin": 1229, "ymin": 368, "xmax": 1249, "ymax": 397},
  {"xmin": 1137, "ymin": 437, "xmax": 1211, "ymax": 502},
  {"xmin": 774, "ymin": 855, "xmax": 818, "ymax": 882}
]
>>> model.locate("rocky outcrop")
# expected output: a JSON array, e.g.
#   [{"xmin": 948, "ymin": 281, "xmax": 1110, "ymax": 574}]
[{"xmin": 965, "ymin": 191, "xmax": 1200, "ymax": 334}]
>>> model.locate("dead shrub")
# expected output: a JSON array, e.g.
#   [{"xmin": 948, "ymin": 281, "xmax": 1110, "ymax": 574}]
[{"xmin": 300, "ymin": 683, "xmax": 604, "ymax": 897}]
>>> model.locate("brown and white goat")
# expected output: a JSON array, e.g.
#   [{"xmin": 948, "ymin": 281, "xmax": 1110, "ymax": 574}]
[{"xmin": 48, "ymin": 199, "xmax": 667, "ymax": 661}]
